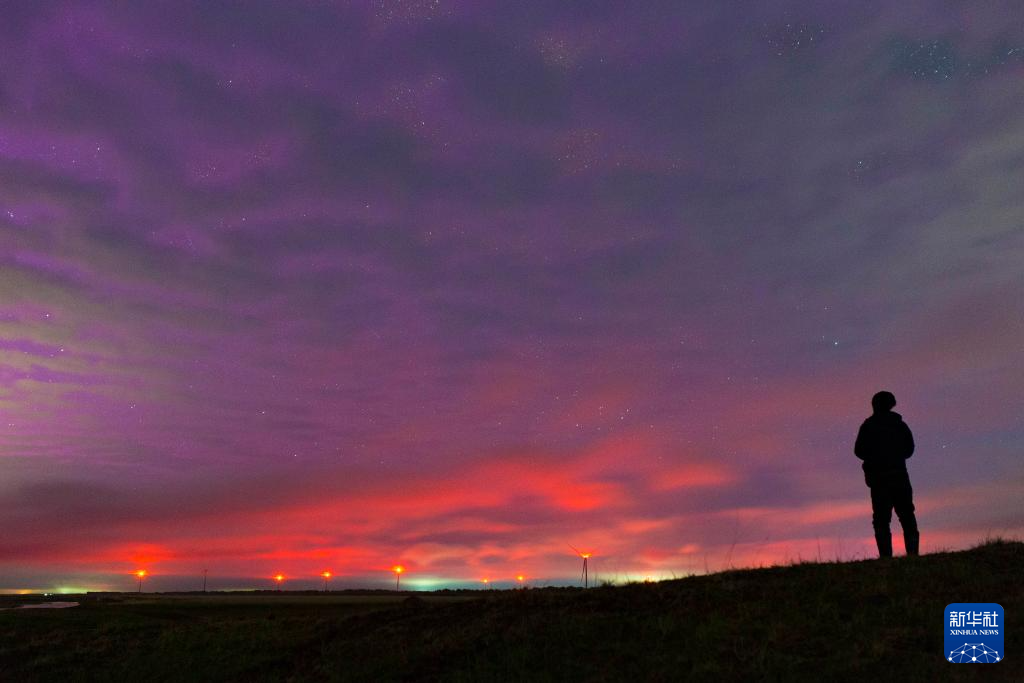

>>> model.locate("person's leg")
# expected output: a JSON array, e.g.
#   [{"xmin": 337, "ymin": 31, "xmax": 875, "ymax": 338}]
[
  {"xmin": 870, "ymin": 485, "xmax": 893, "ymax": 558},
  {"xmin": 893, "ymin": 476, "xmax": 919, "ymax": 556}
]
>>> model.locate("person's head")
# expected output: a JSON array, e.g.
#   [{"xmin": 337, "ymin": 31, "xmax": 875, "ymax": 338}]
[{"xmin": 871, "ymin": 390, "xmax": 896, "ymax": 413}]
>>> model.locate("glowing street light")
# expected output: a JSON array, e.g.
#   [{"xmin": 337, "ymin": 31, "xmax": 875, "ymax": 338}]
[
  {"xmin": 481, "ymin": 578, "xmax": 490, "ymax": 589},
  {"xmin": 321, "ymin": 571, "xmax": 332, "ymax": 592},
  {"xmin": 135, "ymin": 570, "xmax": 147, "ymax": 593},
  {"xmin": 274, "ymin": 574, "xmax": 285, "ymax": 589},
  {"xmin": 393, "ymin": 565, "xmax": 404, "ymax": 590},
  {"xmin": 516, "ymin": 574, "xmax": 525, "ymax": 588}
]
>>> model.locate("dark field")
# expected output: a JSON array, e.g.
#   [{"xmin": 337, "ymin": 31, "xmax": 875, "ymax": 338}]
[{"xmin": 2, "ymin": 541, "xmax": 1021, "ymax": 682}]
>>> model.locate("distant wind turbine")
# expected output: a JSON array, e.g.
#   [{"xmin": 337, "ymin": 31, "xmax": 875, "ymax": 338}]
[{"xmin": 569, "ymin": 544, "xmax": 593, "ymax": 588}]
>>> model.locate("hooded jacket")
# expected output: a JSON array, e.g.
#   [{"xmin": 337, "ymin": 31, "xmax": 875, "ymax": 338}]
[{"xmin": 854, "ymin": 410, "xmax": 915, "ymax": 481}]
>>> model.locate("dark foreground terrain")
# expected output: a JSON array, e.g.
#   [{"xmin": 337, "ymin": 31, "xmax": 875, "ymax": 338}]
[{"xmin": 1, "ymin": 540, "xmax": 1021, "ymax": 681}]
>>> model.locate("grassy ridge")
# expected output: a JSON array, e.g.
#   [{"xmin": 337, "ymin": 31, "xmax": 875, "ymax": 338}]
[{"xmin": 1, "ymin": 541, "xmax": 1021, "ymax": 681}]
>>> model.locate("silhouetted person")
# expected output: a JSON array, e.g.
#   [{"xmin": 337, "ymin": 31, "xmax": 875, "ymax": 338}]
[{"xmin": 854, "ymin": 391, "xmax": 919, "ymax": 558}]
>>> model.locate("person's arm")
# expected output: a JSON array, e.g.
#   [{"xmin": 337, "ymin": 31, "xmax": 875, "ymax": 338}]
[
  {"xmin": 854, "ymin": 422, "xmax": 868, "ymax": 460},
  {"xmin": 902, "ymin": 422, "xmax": 915, "ymax": 460}
]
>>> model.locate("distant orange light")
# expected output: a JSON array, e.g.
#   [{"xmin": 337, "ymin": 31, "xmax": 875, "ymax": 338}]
[
  {"xmin": 481, "ymin": 578, "xmax": 489, "ymax": 584},
  {"xmin": 516, "ymin": 575, "xmax": 525, "ymax": 582},
  {"xmin": 392, "ymin": 565, "xmax": 405, "ymax": 590},
  {"xmin": 580, "ymin": 553, "xmax": 592, "ymax": 559},
  {"xmin": 321, "ymin": 571, "xmax": 332, "ymax": 579},
  {"xmin": 274, "ymin": 574, "xmax": 285, "ymax": 583},
  {"xmin": 135, "ymin": 569, "xmax": 148, "ymax": 593}
]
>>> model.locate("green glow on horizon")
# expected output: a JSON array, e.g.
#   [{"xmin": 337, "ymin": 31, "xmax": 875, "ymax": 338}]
[{"xmin": 397, "ymin": 576, "xmax": 448, "ymax": 590}]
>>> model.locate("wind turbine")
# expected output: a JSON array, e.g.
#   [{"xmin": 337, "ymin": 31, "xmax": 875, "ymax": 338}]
[{"xmin": 569, "ymin": 544, "xmax": 593, "ymax": 588}]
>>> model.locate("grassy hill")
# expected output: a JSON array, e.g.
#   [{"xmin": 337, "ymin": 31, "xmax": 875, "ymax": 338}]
[{"xmin": 2, "ymin": 540, "xmax": 1021, "ymax": 681}]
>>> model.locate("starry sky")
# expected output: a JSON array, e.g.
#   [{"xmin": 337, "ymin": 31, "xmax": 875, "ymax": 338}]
[{"xmin": 2, "ymin": 1, "xmax": 1023, "ymax": 592}]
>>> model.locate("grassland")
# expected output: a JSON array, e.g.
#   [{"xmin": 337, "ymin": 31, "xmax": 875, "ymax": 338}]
[{"xmin": 1, "ymin": 540, "xmax": 1021, "ymax": 681}]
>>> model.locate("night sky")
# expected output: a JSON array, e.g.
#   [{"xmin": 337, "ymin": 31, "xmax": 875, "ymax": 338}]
[{"xmin": 2, "ymin": 1, "xmax": 1023, "ymax": 592}]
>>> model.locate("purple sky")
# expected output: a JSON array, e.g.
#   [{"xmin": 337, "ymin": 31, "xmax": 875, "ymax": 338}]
[{"xmin": 1, "ymin": 0, "xmax": 1023, "ymax": 592}]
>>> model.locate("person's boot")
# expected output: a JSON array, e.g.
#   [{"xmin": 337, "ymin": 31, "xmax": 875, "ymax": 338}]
[
  {"xmin": 904, "ymin": 529, "xmax": 919, "ymax": 556},
  {"xmin": 875, "ymin": 530, "xmax": 893, "ymax": 559}
]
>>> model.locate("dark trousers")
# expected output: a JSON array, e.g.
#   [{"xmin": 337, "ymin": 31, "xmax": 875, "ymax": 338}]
[{"xmin": 868, "ymin": 469, "xmax": 919, "ymax": 558}]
